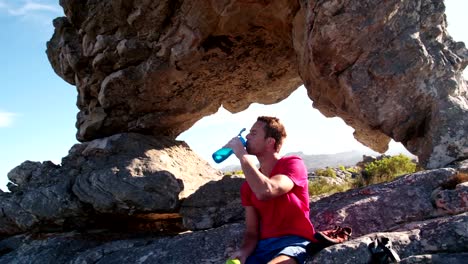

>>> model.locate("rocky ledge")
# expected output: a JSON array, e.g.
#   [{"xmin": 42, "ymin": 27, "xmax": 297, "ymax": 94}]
[{"xmin": 0, "ymin": 134, "xmax": 467, "ymax": 263}]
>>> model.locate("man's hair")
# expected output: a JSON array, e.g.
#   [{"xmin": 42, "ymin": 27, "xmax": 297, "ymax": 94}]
[{"xmin": 257, "ymin": 116, "xmax": 287, "ymax": 152}]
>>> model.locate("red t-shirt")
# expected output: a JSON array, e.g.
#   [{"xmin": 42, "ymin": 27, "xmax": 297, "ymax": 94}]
[{"xmin": 240, "ymin": 155, "xmax": 316, "ymax": 241}]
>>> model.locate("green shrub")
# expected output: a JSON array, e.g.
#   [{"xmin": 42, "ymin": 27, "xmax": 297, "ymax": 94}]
[
  {"xmin": 339, "ymin": 165, "xmax": 346, "ymax": 171},
  {"xmin": 224, "ymin": 170, "xmax": 244, "ymax": 176},
  {"xmin": 362, "ymin": 154, "xmax": 417, "ymax": 185},
  {"xmin": 308, "ymin": 178, "xmax": 353, "ymax": 196},
  {"xmin": 314, "ymin": 168, "xmax": 337, "ymax": 178},
  {"xmin": 351, "ymin": 176, "xmax": 366, "ymax": 188},
  {"xmin": 346, "ymin": 167, "xmax": 360, "ymax": 174}
]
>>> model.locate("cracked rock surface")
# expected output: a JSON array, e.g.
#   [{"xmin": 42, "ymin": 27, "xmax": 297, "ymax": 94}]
[{"xmin": 47, "ymin": 0, "xmax": 467, "ymax": 168}]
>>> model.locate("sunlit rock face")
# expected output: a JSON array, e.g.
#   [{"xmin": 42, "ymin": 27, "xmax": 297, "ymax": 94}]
[
  {"xmin": 296, "ymin": 0, "xmax": 468, "ymax": 168},
  {"xmin": 46, "ymin": 0, "xmax": 302, "ymax": 141},
  {"xmin": 47, "ymin": 0, "xmax": 467, "ymax": 168}
]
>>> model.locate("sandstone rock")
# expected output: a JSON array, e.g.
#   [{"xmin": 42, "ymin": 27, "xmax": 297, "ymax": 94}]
[
  {"xmin": 0, "ymin": 193, "xmax": 33, "ymax": 235},
  {"xmin": 152, "ymin": 160, "xmax": 467, "ymax": 236},
  {"xmin": 297, "ymin": 0, "xmax": 468, "ymax": 168},
  {"xmin": 180, "ymin": 175, "xmax": 244, "ymax": 230},
  {"xmin": 7, "ymin": 161, "xmax": 61, "ymax": 189},
  {"xmin": 0, "ymin": 232, "xmax": 106, "ymax": 264},
  {"xmin": 309, "ymin": 168, "xmax": 460, "ymax": 236},
  {"xmin": 0, "ymin": 224, "xmax": 244, "ymax": 264},
  {"xmin": 4, "ymin": 0, "xmax": 468, "ymax": 261},
  {"xmin": 399, "ymin": 253, "xmax": 468, "ymax": 264},
  {"xmin": 47, "ymin": 0, "xmax": 302, "ymax": 142},
  {"xmin": 0, "ymin": 133, "xmax": 221, "ymax": 236},
  {"xmin": 46, "ymin": 17, "xmax": 81, "ymax": 85},
  {"xmin": 68, "ymin": 133, "xmax": 221, "ymax": 214},
  {"xmin": 449, "ymin": 159, "xmax": 468, "ymax": 173},
  {"xmin": 306, "ymin": 212, "xmax": 468, "ymax": 264},
  {"xmin": 46, "ymin": 0, "xmax": 467, "ymax": 168},
  {"xmin": 1, "ymin": 167, "xmax": 467, "ymax": 263},
  {"xmin": 431, "ymin": 181, "xmax": 468, "ymax": 216},
  {"xmin": 1, "ymin": 161, "xmax": 84, "ymax": 235}
]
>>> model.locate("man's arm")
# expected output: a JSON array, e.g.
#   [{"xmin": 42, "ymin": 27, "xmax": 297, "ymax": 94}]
[
  {"xmin": 231, "ymin": 206, "xmax": 259, "ymax": 263},
  {"xmin": 239, "ymin": 155, "xmax": 294, "ymax": 200},
  {"xmin": 225, "ymin": 137, "xmax": 294, "ymax": 200}
]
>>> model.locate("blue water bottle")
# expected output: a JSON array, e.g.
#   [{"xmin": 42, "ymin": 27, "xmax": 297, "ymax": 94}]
[{"xmin": 212, "ymin": 128, "xmax": 247, "ymax": 163}]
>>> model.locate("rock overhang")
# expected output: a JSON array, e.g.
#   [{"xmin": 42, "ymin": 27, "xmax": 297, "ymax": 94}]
[{"xmin": 46, "ymin": 0, "xmax": 467, "ymax": 169}]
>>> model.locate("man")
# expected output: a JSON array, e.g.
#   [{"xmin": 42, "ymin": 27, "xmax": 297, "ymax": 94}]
[{"xmin": 226, "ymin": 116, "xmax": 316, "ymax": 264}]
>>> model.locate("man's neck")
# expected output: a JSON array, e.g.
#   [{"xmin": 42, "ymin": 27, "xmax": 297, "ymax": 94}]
[{"xmin": 257, "ymin": 152, "xmax": 281, "ymax": 177}]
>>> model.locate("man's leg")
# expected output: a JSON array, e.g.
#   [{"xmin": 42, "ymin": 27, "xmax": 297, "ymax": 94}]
[{"xmin": 267, "ymin": 254, "xmax": 298, "ymax": 264}]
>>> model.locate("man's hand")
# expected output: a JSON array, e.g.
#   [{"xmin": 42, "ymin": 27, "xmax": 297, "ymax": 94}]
[
  {"xmin": 229, "ymin": 250, "xmax": 249, "ymax": 264},
  {"xmin": 225, "ymin": 137, "xmax": 248, "ymax": 159},
  {"xmin": 230, "ymin": 206, "xmax": 259, "ymax": 264}
]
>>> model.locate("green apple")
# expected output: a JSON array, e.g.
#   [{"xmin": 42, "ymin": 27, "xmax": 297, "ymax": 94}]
[{"xmin": 226, "ymin": 259, "xmax": 241, "ymax": 264}]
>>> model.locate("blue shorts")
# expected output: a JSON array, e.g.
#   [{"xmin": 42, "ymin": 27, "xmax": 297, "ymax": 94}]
[{"xmin": 246, "ymin": 235, "xmax": 311, "ymax": 264}]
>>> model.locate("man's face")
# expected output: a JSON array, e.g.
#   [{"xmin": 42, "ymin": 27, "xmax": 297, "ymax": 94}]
[{"xmin": 246, "ymin": 121, "xmax": 268, "ymax": 155}]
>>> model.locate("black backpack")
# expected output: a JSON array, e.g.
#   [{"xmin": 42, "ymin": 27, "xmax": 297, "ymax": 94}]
[{"xmin": 368, "ymin": 236, "xmax": 401, "ymax": 264}]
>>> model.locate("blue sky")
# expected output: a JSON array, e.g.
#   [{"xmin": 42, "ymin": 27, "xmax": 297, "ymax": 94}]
[{"xmin": 0, "ymin": 0, "xmax": 466, "ymax": 191}]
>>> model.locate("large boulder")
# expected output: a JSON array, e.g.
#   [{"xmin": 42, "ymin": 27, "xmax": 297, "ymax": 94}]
[
  {"xmin": 46, "ymin": 0, "xmax": 467, "ymax": 168},
  {"xmin": 1, "ymin": 166, "xmax": 467, "ymax": 263},
  {"xmin": 47, "ymin": 0, "xmax": 301, "ymax": 142},
  {"xmin": 180, "ymin": 175, "xmax": 244, "ymax": 230},
  {"xmin": 2, "ymin": 0, "xmax": 467, "ymax": 262},
  {"xmin": 0, "ymin": 224, "xmax": 244, "ymax": 264},
  {"xmin": 2, "ymin": 161, "xmax": 85, "ymax": 235},
  {"xmin": 309, "ymin": 168, "xmax": 466, "ymax": 236},
  {"xmin": 307, "ymin": 213, "xmax": 468, "ymax": 264},
  {"xmin": 295, "ymin": 0, "xmax": 468, "ymax": 168},
  {"xmin": 178, "ymin": 166, "xmax": 468, "ymax": 237},
  {"xmin": 66, "ymin": 133, "xmax": 216, "ymax": 213},
  {"xmin": 1, "ymin": 133, "xmax": 221, "ymax": 236}
]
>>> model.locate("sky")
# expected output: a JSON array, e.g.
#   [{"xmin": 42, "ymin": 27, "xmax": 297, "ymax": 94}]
[{"xmin": 0, "ymin": 0, "xmax": 467, "ymax": 192}]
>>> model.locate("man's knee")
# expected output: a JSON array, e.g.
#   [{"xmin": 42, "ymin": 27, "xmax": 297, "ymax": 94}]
[{"xmin": 267, "ymin": 254, "xmax": 298, "ymax": 264}]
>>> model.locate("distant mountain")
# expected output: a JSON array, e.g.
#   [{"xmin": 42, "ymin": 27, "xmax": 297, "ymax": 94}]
[
  {"xmin": 286, "ymin": 150, "xmax": 371, "ymax": 170},
  {"xmin": 220, "ymin": 164, "xmax": 243, "ymax": 173},
  {"xmin": 220, "ymin": 150, "xmax": 376, "ymax": 172}
]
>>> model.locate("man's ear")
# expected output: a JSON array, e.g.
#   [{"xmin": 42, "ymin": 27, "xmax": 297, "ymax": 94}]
[{"xmin": 267, "ymin": 137, "xmax": 276, "ymax": 148}]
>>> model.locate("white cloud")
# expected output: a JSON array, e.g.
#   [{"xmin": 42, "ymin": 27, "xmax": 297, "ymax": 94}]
[
  {"xmin": 0, "ymin": 0, "xmax": 63, "ymax": 37},
  {"xmin": 0, "ymin": 1, "xmax": 62, "ymax": 16},
  {"xmin": 0, "ymin": 111, "xmax": 16, "ymax": 127},
  {"xmin": 7, "ymin": 1, "xmax": 61, "ymax": 16}
]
